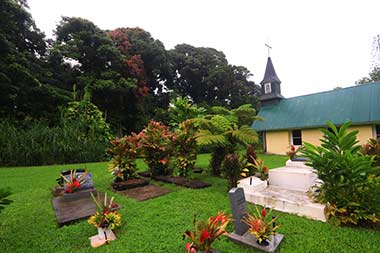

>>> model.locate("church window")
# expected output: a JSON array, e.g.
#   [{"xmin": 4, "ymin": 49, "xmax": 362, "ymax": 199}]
[
  {"xmin": 264, "ymin": 83, "xmax": 271, "ymax": 94},
  {"xmin": 291, "ymin": 130, "xmax": 302, "ymax": 146}
]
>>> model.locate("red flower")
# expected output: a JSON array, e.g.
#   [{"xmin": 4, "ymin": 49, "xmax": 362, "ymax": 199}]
[
  {"xmin": 262, "ymin": 166, "xmax": 268, "ymax": 173},
  {"xmin": 200, "ymin": 230, "xmax": 211, "ymax": 243},
  {"xmin": 262, "ymin": 208, "xmax": 267, "ymax": 218},
  {"xmin": 73, "ymin": 179, "xmax": 81, "ymax": 188},
  {"xmin": 185, "ymin": 242, "xmax": 195, "ymax": 253}
]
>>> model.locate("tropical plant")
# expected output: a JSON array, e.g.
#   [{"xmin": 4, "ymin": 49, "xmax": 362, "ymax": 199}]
[
  {"xmin": 184, "ymin": 212, "xmax": 232, "ymax": 253},
  {"xmin": 247, "ymin": 157, "xmax": 269, "ymax": 181},
  {"xmin": 139, "ymin": 120, "xmax": 174, "ymax": 176},
  {"xmin": 286, "ymin": 145, "xmax": 302, "ymax": 160},
  {"xmin": 302, "ymin": 121, "xmax": 380, "ymax": 225},
  {"xmin": 0, "ymin": 188, "xmax": 13, "ymax": 214},
  {"xmin": 222, "ymin": 153, "xmax": 244, "ymax": 190},
  {"xmin": 195, "ymin": 104, "xmax": 261, "ymax": 176},
  {"xmin": 173, "ymin": 120, "xmax": 198, "ymax": 177},
  {"xmin": 361, "ymin": 138, "xmax": 380, "ymax": 167},
  {"xmin": 242, "ymin": 206, "xmax": 280, "ymax": 244},
  {"xmin": 108, "ymin": 133, "xmax": 140, "ymax": 181},
  {"xmin": 168, "ymin": 96, "xmax": 206, "ymax": 127},
  {"xmin": 88, "ymin": 193, "xmax": 121, "ymax": 229},
  {"xmin": 241, "ymin": 145, "xmax": 258, "ymax": 177},
  {"xmin": 60, "ymin": 170, "xmax": 89, "ymax": 193}
]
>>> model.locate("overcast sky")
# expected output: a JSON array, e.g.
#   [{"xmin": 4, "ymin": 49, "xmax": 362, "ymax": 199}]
[{"xmin": 28, "ymin": 0, "xmax": 380, "ymax": 98}]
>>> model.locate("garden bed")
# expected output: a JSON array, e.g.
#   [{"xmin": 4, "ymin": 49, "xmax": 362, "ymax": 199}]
[
  {"xmin": 153, "ymin": 175, "xmax": 211, "ymax": 189},
  {"xmin": 115, "ymin": 185, "xmax": 171, "ymax": 201},
  {"xmin": 111, "ymin": 178, "xmax": 149, "ymax": 191}
]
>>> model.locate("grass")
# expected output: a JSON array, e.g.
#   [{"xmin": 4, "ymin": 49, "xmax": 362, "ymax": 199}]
[{"xmin": 0, "ymin": 153, "xmax": 379, "ymax": 252}]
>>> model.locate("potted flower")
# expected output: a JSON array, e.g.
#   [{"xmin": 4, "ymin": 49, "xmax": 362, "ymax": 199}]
[
  {"xmin": 248, "ymin": 158, "xmax": 268, "ymax": 181},
  {"xmin": 242, "ymin": 206, "xmax": 280, "ymax": 246},
  {"xmin": 286, "ymin": 145, "xmax": 302, "ymax": 160},
  {"xmin": 184, "ymin": 212, "xmax": 232, "ymax": 253},
  {"xmin": 88, "ymin": 192, "xmax": 121, "ymax": 242}
]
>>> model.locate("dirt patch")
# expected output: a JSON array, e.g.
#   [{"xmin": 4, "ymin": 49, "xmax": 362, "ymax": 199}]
[
  {"xmin": 116, "ymin": 185, "xmax": 171, "ymax": 201},
  {"xmin": 137, "ymin": 171, "xmax": 151, "ymax": 178},
  {"xmin": 153, "ymin": 175, "xmax": 211, "ymax": 189},
  {"xmin": 111, "ymin": 178, "xmax": 149, "ymax": 191}
]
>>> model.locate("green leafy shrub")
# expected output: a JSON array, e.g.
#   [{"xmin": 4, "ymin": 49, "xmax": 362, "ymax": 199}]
[
  {"xmin": 222, "ymin": 153, "xmax": 243, "ymax": 190},
  {"xmin": 173, "ymin": 120, "xmax": 198, "ymax": 177},
  {"xmin": 64, "ymin": 99, "xmax": 112, "ymax": 142},
  {"xmin": 108, "ymin": 134, "xmax": 140, "ymax": 181},
  {"xmin": 0, "ymin": 188, "xmax": 13, "ymax": 214},
  {"xmin": 302, "ymin": 121, "xmax": 380, "ymax": 225},
  {"xmin": 139, "ymin": 120, "xmax": 174, "ymax": 176}
]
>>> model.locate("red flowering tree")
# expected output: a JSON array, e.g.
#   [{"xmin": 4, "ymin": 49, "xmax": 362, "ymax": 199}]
[{"xmin": 139, "ymin": 120, "xmax": 174, "ymax": 176}]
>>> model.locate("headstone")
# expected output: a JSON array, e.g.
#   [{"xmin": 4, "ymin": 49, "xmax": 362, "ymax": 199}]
[
  {"xmin": 229, "ymin": 187, "xmax": 284, "ymax": 252},
  {"xmin": 229, "ymin": 187, "xmax": 248, "ymax": 235}
]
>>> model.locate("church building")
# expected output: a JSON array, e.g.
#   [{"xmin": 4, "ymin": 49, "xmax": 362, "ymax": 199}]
[{"xmin": 252, "ymin": 57, "xmax": 380, "ymax": 155}]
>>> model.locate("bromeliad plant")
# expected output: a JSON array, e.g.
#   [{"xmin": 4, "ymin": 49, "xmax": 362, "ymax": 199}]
[
  {"xmin": 302, "ymin": 121, "xmax": 380, "ymax": 225},
  {"xmin": 60, "ymin": 170, "xmax": 88, "ymax": 193},
  {"xmin": 184, "ymin": 212, "xmax": 232, "ymax": 253},
  {"xmin": 245, "ymin": 157, "xmax": 268, "ymax": 181},
  {"xmin": 242, "ymin": 206, "xmax": 280, "ymax": 245},
  {"xmin": 108, "ymin": 133, "xmax": 140, "ymax": 182},
  {"xmin": 139, "ymin": 120, "xmax": 174, "ymax": 176},
  {"xmin": 88, "ymin": 193, "xmax": 121, "ymax": 229}
]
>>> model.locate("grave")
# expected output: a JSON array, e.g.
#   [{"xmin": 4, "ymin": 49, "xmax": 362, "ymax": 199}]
[
  {"xmin": 238, "ymin": 160, "xmax": 326, "ymax": 222},
  {"xmin": 52, "ymin": 192, "xmax": 118, "ymax": 226},
  {"xmin": 228, "ymin": 188, "xmax": 284, "ymax": 252},
  {"xmin": 115, "ymin": 185, "xmax": 171, "ymax": 201}
]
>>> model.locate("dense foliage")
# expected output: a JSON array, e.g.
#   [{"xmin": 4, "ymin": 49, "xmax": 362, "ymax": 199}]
[
  {"xmin": 302, "ymin": 121, "xmax": 380, "ymax": 225},
  {"xmin": 221, "ymin": 153, "xmax": 243, "ymax": 190},
  {"xmin": 0, "ymin": 0, "xmax": 260, "ymax": 166}
]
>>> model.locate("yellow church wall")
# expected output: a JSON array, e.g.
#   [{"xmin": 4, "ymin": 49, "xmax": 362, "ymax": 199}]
[
  {"xmin": 265, "ymin": 124, "xmax": 375, "ymax": 155},
  {"xmin": 265, "ymin": 131, "xmax": 290, "ymax": 155},
  {"xmin": 347, "ymin": 125, "xmax": 374, "ymax": 145}
]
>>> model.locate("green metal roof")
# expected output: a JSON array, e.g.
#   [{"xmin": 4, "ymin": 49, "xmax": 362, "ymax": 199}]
[{"xmin": 252, "ymin": 82, "xmax": 380, "ymax": 131}]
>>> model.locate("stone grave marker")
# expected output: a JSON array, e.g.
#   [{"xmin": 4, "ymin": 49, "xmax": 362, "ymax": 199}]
[
  {"xmin": 229, "ymin": 187, "xmax": 248, "ymax": 235},
  {"xmin": 228, "ymin": 187, "xmax": 284, "ymax": 253}
]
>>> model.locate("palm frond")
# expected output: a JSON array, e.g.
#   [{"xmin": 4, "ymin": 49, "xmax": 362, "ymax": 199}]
[{"xmin": 227, "ymin": 125, "xmax": 258, "ymax": 145}]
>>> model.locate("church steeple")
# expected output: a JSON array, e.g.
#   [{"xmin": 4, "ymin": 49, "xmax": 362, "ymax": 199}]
[{"xmin": 260, "ymin": 57, "xmax": 283, "ymax": 106}]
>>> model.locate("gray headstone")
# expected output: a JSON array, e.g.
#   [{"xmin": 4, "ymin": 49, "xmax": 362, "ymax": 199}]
[
  {"xmin": 63, "ymin": 172, "xmax": 94, "ymax": 191},
  {"xmin": 229, "ymin": 187, "xmax": 249, "ymax": 235}
]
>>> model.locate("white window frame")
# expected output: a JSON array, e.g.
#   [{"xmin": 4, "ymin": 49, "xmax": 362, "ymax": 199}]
[
  {"xmin": 290, "ymin": 129, "xmax": 302, "ymax": 146},
  {"xmin": 264, "ymin": 83, "xmax": 271, "ymax": 94}
]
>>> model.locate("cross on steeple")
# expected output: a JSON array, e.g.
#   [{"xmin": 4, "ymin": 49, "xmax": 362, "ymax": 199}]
[{"xmin": 265, "ymin": 43, "xmax": 272, "ymax": 57}]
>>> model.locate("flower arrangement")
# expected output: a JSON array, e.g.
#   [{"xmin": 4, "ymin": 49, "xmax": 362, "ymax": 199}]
[
  {"xmin": 247, "ymin": 158, "xmax": 268, "ymax": 181},
  {"xmin": 184, "ymin": 212, "xmax": 232, "ymax": 253},
  {"xmin": 242, "ymin": 206, "xmax": 280, "ymax": 245},
  {"xmin": 286, "ymin": 145, "xmax": 302, "ymax": 160},
  {"xmin": 88, "ymin": 193, "xmax": 121, "ymax": 229},
  {"xmin": 60, "ymin": 170, "xmax": 88, "ymax": 193}
]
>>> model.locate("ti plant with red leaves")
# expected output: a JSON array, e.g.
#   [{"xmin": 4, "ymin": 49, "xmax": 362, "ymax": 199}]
[
  {"xmin": 184, "ymin": 212, "xmax": 232, "ymax": 253},
  {"xmin": 108, "ymin": 133, "xmax": 140, "ymax": 182},
  {"xmin": 242, "ymin": 206, "xmax": 280, "ymax": 244},
  {"xmin": 139, "ymin": 120, "xmax": 174, "ymax": 176},
  {"xmin": 61, "ymin": 170, "xmax": 88, "ymax": 193}
]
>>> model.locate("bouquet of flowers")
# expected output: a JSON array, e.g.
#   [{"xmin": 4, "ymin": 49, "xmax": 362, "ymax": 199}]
[
  {"xmin": 88, "ymin": 192, "xmax": 121, "ymax": 229},
  {"xmin": 184, "ymin": 212, "xmax": 232, "ymax": 253},
  {"xmin": 286, "ymin": 145, "xmax": 302, "ymax": 160},
  {"xmin": 60, "ymin": 169, "xmax": 88, "ymax": 193},
  {"xmin": 242, "ymin": 206, "xmax": 280, "ymax": 245}
]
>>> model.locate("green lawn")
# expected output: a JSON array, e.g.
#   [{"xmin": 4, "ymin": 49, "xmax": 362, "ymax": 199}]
[{"xmin": 0, "ymin": 154, "xmax": 379, "ymax": 253}]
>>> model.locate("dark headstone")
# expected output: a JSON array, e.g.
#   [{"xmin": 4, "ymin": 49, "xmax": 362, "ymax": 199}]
[{"xmin": 229, "ymin": 187, "xmax": 249, "ymax": 235}]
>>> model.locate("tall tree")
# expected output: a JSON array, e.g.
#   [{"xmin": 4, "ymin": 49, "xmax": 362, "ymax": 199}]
[
  {"xmin": 357, "ymin": 34, "xmax": 380, "ymax": 84},
  {"xmin": 0, "ymin": 0, "xmax": 69, "ymax": 122}
]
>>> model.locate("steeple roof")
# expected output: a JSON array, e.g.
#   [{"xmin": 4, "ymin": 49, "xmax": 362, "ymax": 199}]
[{"xmin": 260, "ymin": 57, "xmax": 281, "ymax": 84}]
